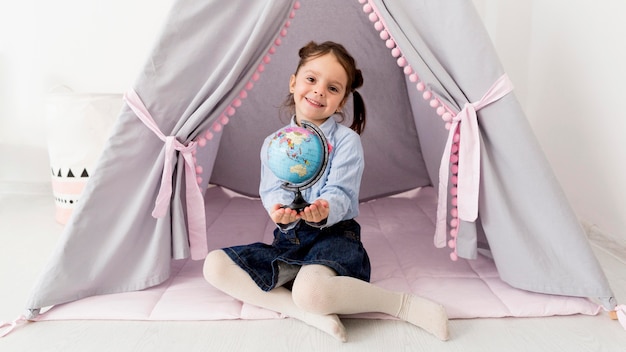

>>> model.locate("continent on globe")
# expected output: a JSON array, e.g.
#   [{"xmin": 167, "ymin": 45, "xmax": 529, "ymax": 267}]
[{"xmin": 290, "ymin": 164, "xmax": 308, "ymax": 177}]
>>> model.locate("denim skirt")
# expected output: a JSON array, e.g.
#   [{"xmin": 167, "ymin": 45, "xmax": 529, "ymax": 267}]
[{"xmin": 223, "ymin": 219, "xmax": 371, "ymax": 291}]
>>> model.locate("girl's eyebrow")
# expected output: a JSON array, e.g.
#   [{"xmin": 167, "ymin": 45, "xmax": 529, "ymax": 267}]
[{"xmin": 303, "ymin": 69, "xmax": 345, "ymax": 90}]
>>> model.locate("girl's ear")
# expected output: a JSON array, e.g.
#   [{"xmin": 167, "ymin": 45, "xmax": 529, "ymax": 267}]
[
  {"xmin": 289, "ymin": 74, "xmax": 296, "ymax": 93},
  {"xmin": 339, "ymin": 95, "xmax": 348, "ymax": 110}
]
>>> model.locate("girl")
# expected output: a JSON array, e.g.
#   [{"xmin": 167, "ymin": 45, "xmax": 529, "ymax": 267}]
[{"xmin": 203, "ymin": 41, "xmax": 449, "ymax": 342}]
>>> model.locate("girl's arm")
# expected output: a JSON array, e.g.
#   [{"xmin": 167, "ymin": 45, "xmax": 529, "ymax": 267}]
[{"xmin": 315, "ymin": 130, "xmax": 364, "ymax": 227}]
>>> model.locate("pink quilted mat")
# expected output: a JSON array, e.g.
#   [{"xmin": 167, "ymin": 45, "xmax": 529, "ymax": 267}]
[{"xmin": 38, "ymin": 186, "xmax": 601, "ymax": 321}]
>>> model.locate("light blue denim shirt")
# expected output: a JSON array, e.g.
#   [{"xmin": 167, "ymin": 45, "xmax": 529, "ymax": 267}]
[{"xmin": 259, "ymin": 117, "xmax": 364, "ymax": 229}]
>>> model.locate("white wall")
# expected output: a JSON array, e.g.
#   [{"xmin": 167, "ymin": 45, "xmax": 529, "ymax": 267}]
[
  {"xmin": 0, "ymin": 0, "xmax": 174, "ymax": 182},
  {"xmin": 473, "ymin": 0, "xmax": 626, "ymax": 243},
  {"xmin": 1, "ymin": 1, "xmax": 624, "ymax": 242}
]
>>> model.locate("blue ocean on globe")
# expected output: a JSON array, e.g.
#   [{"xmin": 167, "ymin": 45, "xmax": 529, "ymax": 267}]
[{"xmin": 266, "ymin": 126, "xmax": 324, "ymax": 185}]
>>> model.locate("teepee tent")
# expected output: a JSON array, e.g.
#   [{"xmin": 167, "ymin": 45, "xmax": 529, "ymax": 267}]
[{"xmin": 20, "ymin": 0, "xmax": 616, "ymax": 322}]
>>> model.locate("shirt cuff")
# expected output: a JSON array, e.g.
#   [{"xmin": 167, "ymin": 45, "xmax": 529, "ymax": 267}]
[
  {"xmin": 277, "ymin": 219, "xmax": 300, "ymax": 232},
  {"xmin": 305, "ymin": 218, "xmax": 328, "ymax": 228}
]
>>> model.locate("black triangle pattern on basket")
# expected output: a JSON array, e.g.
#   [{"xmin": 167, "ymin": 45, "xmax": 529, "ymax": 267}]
[{"xmin": 51, "ymin": 168, "xmax": 90, "ymax": 178}]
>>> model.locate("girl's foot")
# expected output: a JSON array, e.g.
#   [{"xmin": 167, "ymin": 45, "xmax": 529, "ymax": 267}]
[{"xmin": 398, "ymin": 294, "xmax": 449, "ymax": 341}]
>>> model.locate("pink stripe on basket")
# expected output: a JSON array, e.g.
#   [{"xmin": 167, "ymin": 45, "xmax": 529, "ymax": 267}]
[{"xmin": 51, "ymin": 179, "xmax": 87, "ymax": 194}]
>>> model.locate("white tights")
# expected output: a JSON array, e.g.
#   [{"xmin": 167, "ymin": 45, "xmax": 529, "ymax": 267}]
[{"xmin": 203, "ymin": 250, "xmax": 449, "ymax": 342}]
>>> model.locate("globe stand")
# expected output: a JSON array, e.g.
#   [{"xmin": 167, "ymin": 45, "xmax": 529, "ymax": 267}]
[{"xmin": 281, "ymin": 187, "xmax": 310, "ymax": 213}]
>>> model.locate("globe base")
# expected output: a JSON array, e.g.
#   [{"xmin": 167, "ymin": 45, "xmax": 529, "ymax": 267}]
[{"xmin": 282, "ymin": 189, "xmax": 310, "ymax": 213}]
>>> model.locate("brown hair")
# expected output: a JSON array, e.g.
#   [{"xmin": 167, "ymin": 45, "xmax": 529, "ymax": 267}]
[{"xmin": 282, "ymin": 41, "xmax": 367, "ymax": 134}]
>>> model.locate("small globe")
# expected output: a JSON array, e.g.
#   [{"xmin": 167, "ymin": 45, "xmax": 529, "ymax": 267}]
[{"xmin": 266, "ymin": 124, "xmax": 326, "ymax": 188}]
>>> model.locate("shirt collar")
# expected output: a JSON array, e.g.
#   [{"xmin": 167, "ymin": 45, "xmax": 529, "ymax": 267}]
[{"xmin": 290, "ymin": 115, "xmax": 337, "ymax": 137}]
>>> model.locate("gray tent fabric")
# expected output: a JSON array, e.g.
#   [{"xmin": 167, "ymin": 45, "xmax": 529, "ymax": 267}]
[
  {"xmin": 24, "ymin": 0, "xmax": 615, "ymax": 318},
  {"xmin": 25, "ymin": 0, "xmax": 297, "ymax": 313}
]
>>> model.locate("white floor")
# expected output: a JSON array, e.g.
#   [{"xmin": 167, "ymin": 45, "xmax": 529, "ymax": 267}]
[{"xmin": 1, "ymin": 185, "xmax": 626, "ymax": 352}]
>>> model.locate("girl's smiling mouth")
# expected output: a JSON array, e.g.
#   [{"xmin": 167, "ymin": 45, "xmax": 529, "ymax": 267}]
[{"xmin": 305, "ymin": 97, "xmax": 325, "ymax": 107}]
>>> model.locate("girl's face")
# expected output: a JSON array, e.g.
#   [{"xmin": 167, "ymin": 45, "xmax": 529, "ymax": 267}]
[{"xmin": 289, "ymin": 53, "xmax": 348, "ymax": 126}]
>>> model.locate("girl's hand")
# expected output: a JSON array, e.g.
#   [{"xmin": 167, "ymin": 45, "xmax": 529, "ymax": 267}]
[
  {"xmin": 270, "ymin": 203, "xmax": 300, "ymax": 225},
  {"xmin": 299, "ymin": 199, "xmax": 329, "ymax": 224}
]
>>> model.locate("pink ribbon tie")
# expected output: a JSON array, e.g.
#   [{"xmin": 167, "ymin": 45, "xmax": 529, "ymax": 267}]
[
  {"xmin": 0, "ymin": 316, "xmax": 28, "ymax": 338},
  {"xmin": 124, "ymin": 90, "xmax": 208, "ymax": 260},
  {"xmin": 434, "ymin": 74, "xmax": 514, "ymax": 248}
]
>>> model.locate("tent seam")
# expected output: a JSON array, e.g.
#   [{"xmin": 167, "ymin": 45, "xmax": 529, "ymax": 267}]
[
  {"xmin": 147, "ymin": 259, "xmax": 188, "ymax": 320},
  {"xmin": 365, "ymin": 200, "xmax": 415, "ymax": 293},
  {"xmin": 466, "ymin": 258, "xmax": 512, "ymax": 316}
]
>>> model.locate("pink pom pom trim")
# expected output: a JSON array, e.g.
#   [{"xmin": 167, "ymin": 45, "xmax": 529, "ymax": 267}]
[{"xmin": 361, "ymin": 0, "xmax": 462, "ymax": 263}]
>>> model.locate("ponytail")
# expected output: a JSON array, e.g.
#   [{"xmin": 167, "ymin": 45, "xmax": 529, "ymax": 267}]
[
  {"xmin": 348, "ymin": 68, "xmax": 366, "ymax": 135},
  {"xmin": 350, "ymin": 90, "xmax": 366, "ymax": 135}
]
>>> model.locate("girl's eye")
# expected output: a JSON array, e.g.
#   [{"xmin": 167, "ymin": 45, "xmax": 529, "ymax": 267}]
[
  {"xmin": 329, "ymin": 86, "xmax": 339, "ymax": 93},
  {"xmin": 306, "ymin": 77, "xmax": 315, "ymax": 83}
]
